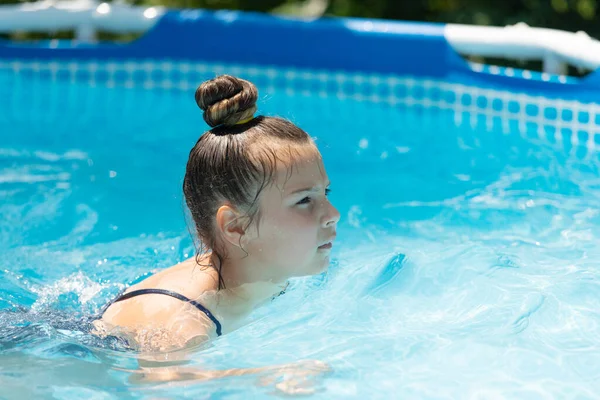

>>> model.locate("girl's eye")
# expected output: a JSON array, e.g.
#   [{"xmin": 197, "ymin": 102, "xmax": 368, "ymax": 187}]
[
  {"xmin": 297, "ymin": 196, "xmax": 311, "ymax": 205},
  {"xmin": 296, "ymin": 188, "xmax": 330, "ymax": 206}
]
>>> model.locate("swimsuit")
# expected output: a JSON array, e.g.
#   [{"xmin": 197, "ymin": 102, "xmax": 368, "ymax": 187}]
[{"xmin": 104, "ymin": 288, "xmax": 222, "ymax": 336}]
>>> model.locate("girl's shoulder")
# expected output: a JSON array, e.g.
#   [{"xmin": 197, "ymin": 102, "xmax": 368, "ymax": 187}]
[
  {"xmin": 97, "ymin": 256, "xmax": 220, "ymax": 344},
  {"xmin": 137, "ymin": 256, "xmax": 219, "ymax": 299}
]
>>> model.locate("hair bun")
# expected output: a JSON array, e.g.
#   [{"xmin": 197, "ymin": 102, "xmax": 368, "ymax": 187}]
[{"xmin": 195, "ymin": 75, "xmax": 258, "ymax": 128}]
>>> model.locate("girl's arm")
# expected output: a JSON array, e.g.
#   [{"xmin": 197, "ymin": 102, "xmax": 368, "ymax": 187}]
[
  {"xmin": 97, "ymin": 317, "xmax": 331, "ymax": 395},
  {"xmin": 128, "ymin": 358, "xmax": 331, "ymax": 396}
]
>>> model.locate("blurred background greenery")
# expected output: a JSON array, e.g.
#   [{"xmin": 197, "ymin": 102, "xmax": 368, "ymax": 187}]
[
  {"xmin": 1, "ymin": 0, "xmax": 598, "ymax": 74},
  {"xmin": 1, "ymin": 0, "xmax": 598, "ymax": 35}
]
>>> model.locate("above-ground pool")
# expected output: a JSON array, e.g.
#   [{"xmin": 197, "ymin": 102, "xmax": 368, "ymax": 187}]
[{"xmin": 2, "ymin": 10, "xmax": 600, "ymax": 399}]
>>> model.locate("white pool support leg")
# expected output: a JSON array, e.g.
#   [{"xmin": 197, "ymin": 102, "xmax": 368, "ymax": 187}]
[
  {"xmin": 76, "ymin": 23, "xmax": 96, "ymax": 42},
  {"xmin": 543, "ymin": 52, "xmax": 568, "ymax": 75}
]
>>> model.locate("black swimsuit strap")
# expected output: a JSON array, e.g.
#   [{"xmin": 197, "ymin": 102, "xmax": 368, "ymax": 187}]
[{"xmin": 113, "ymin": 288, "xmax": 222, "ymax": 336}]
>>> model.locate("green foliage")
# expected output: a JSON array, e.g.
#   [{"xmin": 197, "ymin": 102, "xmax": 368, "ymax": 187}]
[{"xmin": 1, "ymin": 0, "xmax": 598, "ymax": 35}]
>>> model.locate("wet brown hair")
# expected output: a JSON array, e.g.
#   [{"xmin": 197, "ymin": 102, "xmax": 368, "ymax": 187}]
[{"xmin": 184, "ymin": 75, "xmax": 317, "ymax": 288}]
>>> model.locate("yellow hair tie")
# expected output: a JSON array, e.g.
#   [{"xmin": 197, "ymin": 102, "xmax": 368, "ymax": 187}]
[{"xmin": 235, "ymin": 116, "xmax": 254, "ymax": 125}]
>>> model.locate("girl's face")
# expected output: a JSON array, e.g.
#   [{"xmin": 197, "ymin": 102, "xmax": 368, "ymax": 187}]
[{"xmin": 243, "ymin": 148, "xmax": 340, "ymax": 282}]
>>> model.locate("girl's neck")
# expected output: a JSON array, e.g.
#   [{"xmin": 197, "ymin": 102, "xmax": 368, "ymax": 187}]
[{"xmin": 209, "ymin": 253, "xmax": 288, "ymax": 316}]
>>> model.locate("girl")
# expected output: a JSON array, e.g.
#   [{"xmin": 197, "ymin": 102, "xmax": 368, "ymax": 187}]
[{"xmin": 93, "ymin": 74, "xmax": 340, "ymax": 353}]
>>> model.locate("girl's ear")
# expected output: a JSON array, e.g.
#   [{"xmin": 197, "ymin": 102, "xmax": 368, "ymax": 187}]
[{"xmin": 215, "ymin": 205, "xmax": 248, "ymax": 247}]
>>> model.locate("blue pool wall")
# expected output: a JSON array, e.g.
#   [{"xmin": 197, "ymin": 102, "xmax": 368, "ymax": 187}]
[{"xmin": 1, "ymin": 9, "xmax": 600, "ymax": 96}]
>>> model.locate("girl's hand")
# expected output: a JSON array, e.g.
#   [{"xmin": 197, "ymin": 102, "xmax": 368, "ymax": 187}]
[{"xmin": 258, "ymin": 360, "xmax": 332, "ymax": 396}]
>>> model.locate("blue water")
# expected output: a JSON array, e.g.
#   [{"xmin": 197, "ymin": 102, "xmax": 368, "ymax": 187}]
[{"xmin": 2, "ymin": 67, "xmax": 600, "ymax": 399}]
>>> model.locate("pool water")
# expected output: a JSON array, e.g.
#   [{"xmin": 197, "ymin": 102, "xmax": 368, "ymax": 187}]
[{"xmin": 1, "ymin": 66, "xmax": 600, "ymax": 399}]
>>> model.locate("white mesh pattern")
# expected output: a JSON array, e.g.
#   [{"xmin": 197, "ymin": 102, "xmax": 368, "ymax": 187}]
[{"xmin": 1, "ymin": 58, "xmax": 599, "ymax": 150}]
